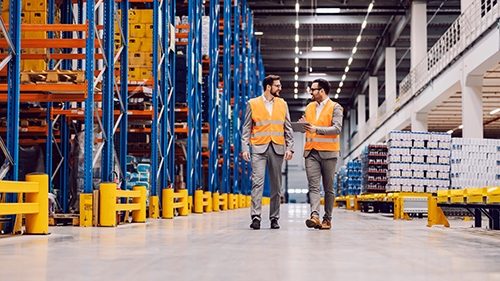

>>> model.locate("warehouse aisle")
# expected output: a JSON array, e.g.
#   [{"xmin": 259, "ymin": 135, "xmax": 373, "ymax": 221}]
[{"xmin": 1, "ymin": 204, "xmax": 500, "ymax": 281}]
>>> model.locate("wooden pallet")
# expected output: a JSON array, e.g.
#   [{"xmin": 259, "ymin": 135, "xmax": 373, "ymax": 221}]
[
  {"xmin": 20, "ymin": 70, "xmax": 85, "ymax": 84},
  {"xmin": 49, "ymin": 214, "xmax": 79, "ymax": 226}
]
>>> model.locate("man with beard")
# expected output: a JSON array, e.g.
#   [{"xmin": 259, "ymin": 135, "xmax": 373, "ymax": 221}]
[
  {"xmin": 241, "ymin": 75, "xmax": 294, "ymax": 230},
  {"xmin": 299, "ymin": 78, "xmax": 343, "ymax": 230}
]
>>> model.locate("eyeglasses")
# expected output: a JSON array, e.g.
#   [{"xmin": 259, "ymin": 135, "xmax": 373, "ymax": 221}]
[
  {"xmin": 272, "ymin": 84, "xmax": 282, "ymax": 88},
  {"xmin": 310, "ymin": 87, "xmax": 322, "ymax": 92}
]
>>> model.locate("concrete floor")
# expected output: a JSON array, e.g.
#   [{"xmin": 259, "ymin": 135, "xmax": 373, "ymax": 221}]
[{"xmin": 1, "ymin": 204, "xmax": 500, "ymax": 281}]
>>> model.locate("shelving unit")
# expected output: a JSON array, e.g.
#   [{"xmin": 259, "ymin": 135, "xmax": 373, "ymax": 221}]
[
  {"xmin": 0, "ymin": 0, "xmax": 265, "ymax": 233},
  {"xmin": 362, "ymin": 144, "xmax": 388, "ymax": 194}
]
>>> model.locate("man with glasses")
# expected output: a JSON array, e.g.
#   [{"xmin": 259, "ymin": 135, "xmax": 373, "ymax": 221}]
[
  {"xmin": 241, "ymin": 75, "xmax": 294, "ymax": 230},
  {"xmin": 299, "ymin": 78, "xmax": 343, "ymax": 230}
]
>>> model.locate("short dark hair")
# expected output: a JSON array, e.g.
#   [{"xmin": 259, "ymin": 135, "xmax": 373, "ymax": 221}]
[
  {"xmin": 263, "ymin": 75, "xmax": 281, "ymax": 90},
  {"xmin": 313, "ymin": 78, "xmax": 330, "ymax": 95}
]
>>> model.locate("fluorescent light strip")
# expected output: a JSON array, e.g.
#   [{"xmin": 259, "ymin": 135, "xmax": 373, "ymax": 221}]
[
  {"xmin": 309, "ymin": 73, "xmax": 326, "ymax": 76},
  {"xmin": 254, "ymin": 31, "xmax": 263, "ymax": 36},
  {"xmin": 490, "ymin": 108, "xmax": 500, "ymax": 115},
  {"xmin": 316, "ymin": 8, "xmax": 340, "ymax": 13},
  {"xmin": 311, "ymin": 46, "xmax": 332, "ymax": 52}
]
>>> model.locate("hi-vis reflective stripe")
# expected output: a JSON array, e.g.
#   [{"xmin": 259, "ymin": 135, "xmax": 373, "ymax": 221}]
[
  {"xmin": 255, "ymin": 120, "xmax": 271, "ymax": 126},
  {"xmin": 255, "ymin": 120, "xmax": 285, "ymax": 126},
  {"xmin": 306, "ymin": 138, "xmax": 339, "ymax": 143},
  {"xmin": 252, "ymin": 132, "xmax": 285, "ymax": 137}
]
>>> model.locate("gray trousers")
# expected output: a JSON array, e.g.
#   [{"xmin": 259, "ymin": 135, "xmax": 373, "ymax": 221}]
[
  {"xmin": 305, "ymin": 150, "xmax": 337, "ymax": 221},
  {"xmin": 250, "ymin": 146, "xmax": 283, "ymax": 220}
]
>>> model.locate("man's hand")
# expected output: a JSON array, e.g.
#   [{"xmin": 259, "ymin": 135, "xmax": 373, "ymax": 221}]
[
  {"xmin": 298, "ymin": 115, "xmax": 307, "ymax": 122},
  {"xmin": 303, "ymin": 124, "xmax": 317, "ymax": 134},
  {"xmin": 242, "ymin": 151, "xmax": 251, "ymax": 162},
  {"xmin": 284, "ymin": 150, "xmax": 293, "ymax": 161}
]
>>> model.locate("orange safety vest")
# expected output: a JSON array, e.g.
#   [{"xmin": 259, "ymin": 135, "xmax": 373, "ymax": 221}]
[
  {"xmin": 304, "ymin": 99, "xmax": 340, "ymax": 151},
  {"xmin": 248, "ymin": 97, "xmax": 287, "ymax": 146}
]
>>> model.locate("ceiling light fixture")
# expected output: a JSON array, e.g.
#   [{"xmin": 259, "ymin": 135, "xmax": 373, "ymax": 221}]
[
  {"xmin": 295, "ymin": 34, "xmax": 299, "ymax": 42},
  {"xmin": 337, "ymin": 0, "xmax": 374, "ymax": 98},
  {"xmin": 458, "ymin": 125, "xmax": 464, "ymax": 129},
  {"xmin": 490, "ymin": 108, "xmax": 500, "ymax": 114},
  {"xmin": 309, "ymin": 73, "xmax": 326, "ymax": 76},
  {"xmin": 446, "ymin": 130, "xmax": 454, "ymax": 134},
  {"xmin": 295, "ymin": 47, "xmax": 299, "ymax": 54},
  {"xmin": 294, "ymin": 82, "xmax": 298, "ymax": 87},
  {"xmin": 295, "ymin": 20, "xmax": 299, "ymax": 29},
  {"xmin": 334, "ymin": 94, "xmax": 339, "ymax": 99},
  {"xmin": 294, "ymin": 74, "xmax": 298, "ymax": 80},
  {"xmin": 294, "ymin": 66, "xmax": 299, "ymax": 73},
  {"xmin": 311, "ymin": 46, "xmax": 332, "ymax": 52},
  {"xmin": 309, "ymin": 67, "xmax": 313, "ymax": 72},
  {"xmin": 295, "ymin": 57, "xmax": 299, "ymax": 64},
  {"xmin": 295, "ymin": 3, "xmax": 300, "ymax": 12},
  {"xmin": 294, "ymin": 94, "xmax": 298, "ymax": 99},
  {"xmin": 316, "ymin": 8, "xmax": 340, "ymax": 13},
  {"xmin": 294, "ymin": 88, "xmax": 298, "ymax": 94},
  {"xmin": 254, "ymin": 31, "xmax": 263, "ymax": 36}
]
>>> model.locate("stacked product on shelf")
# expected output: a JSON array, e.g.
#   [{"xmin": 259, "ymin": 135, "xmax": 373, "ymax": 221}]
[
  {"xmin": 346, "ymin": 160, "xmax": 362, "ymax": 195},
  {"xmin": 387, "ymin": 131, "xmax": 451, "ymax": 193},
  {"xmin": 450, "ymin": 138, "xmax": 500, "ymax": 189},
  {"xmin": 335, "ymin": 166, "xmax": 348, "ymax": 196},
  {"xmin": 125, "ymin": 155, "xmax": 151, "ymax": 191},
  {"xmin": 361, "ymin": 143, "xmax": 388, "ymax": 193},
  {"xmin": 119, "ymin": 9, "xmax": 153, "ymax": 81}
]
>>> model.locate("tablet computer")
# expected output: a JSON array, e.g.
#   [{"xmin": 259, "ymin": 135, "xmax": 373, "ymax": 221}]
[{"xmin": 291, "ymin": 122, "xmax": 310, "ymax": 133}]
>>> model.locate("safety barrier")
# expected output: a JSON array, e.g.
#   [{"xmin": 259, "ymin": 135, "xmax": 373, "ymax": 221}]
[
  {"xmin": 194, "ymin": 190, "xmax": 212, "ymax": 213},
  {"xmin": 100, "ymin": 183, "xmax": 147, "ymax": 227},
  {"xmin": 428, "ymin": 187, "xmax": 500, "ymax": 229},
  {"xmin": 337, "ymin": 192, "xmax": 430, "ymax": 220},
  {"xmin": 262, "ymin": 197, "xmax": 270, "ymax": 205},
  {"xmin": 0, "ymin": 173, "xmax": 48, "ymax": 234},
  {"xmin": 215, "ymin": 192, "xmax": 228, "ymax": 211},
  {"xmin": 162, "ymin": 188, "xmax": 189, "ymax": 218}
]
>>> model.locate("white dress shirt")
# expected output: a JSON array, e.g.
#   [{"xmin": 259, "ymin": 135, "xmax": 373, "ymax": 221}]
[
  {"xmin": 315, "ymin": 98, "xmax": 329, "ymax": 120},
  {"xmin": 262, "ymin": 94, "xmax": 274, "ymax": 116}
]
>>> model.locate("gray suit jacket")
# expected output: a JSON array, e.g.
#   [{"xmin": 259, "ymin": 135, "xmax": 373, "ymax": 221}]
[
  {"xmin": 241, "ymin": 98, "xmax": 294, "ymax": 155},
  {"xmin": 303, "ymin": 101, "xmax": 343, "ymax": 159}
]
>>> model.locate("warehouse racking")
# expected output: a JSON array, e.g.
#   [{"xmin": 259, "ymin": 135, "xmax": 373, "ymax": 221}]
[{"xmin": 0, "ymin": 0, "xmax": 264, "ymax": 232}]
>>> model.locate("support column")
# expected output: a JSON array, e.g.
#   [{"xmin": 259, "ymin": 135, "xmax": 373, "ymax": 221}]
[
  {"xmin": 461, "ymin": 75, "xmax": 483, "ymax": 138},
  {"xmin": 342, "ymin": 113, "xmax": 350, "ymax": 157},
  {"xmin": 385, "ymin": 47, "xmax": 396, "ymax": 107},
  {"xmin": 411, "ymin": 1, "xmax": 427, "ymax": 70},
  {"xmin": 461, "ymin": 0, "xmax": 473, "ymax": 12},
  {"xmin": 357, "ymin": 95, "xmax": 366, "ymax": 135},
  {"xmin": 369, "ymin": 77, "xmax": 378, "ymax": 120},
  {"xmin": 411, "ymin": 112, "xmax": 428, "ymax": 132},
  {"xmin": 349, "ymin": 109, "xmax": 356, "ymax": 137}
]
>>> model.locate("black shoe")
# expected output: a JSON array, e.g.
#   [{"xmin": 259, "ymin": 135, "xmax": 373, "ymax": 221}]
[
  {"xmin": 270, "ymin": 219, "xmax": 280, "ymax": 229},
  {"xmin": 250, "ymin": 218, "xmax": 261, "ymax": 230}
]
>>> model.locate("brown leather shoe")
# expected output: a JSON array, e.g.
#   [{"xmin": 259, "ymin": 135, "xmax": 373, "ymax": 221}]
[
  {"xmin": 320, "ymin": 219, "xmax": 331, "ymax": 230},
  {"xmin": 305, "ymin": 217, "xmax": 321, "ymax": 229}
]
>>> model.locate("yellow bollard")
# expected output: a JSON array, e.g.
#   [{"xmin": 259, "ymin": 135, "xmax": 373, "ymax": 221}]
[
  {"xmin": 204, "ymin": 191, "xmax": 212, "ymax": 212},
  {"xmin": 100, "ymin": 182, "xmax": 117, "ymax": 227},
  {"xmin": 25, "ymin": 173, "xmax": 49, "ymax": 234},
  {"xmin": 221, "ymin": 193, "xmax": 228, "ymax": 210},
  {"xmin": 149, "ymin": 195, "xmax": 159, "ymax": 219},
  {"xmin": 162, "ymin": 188, "xmax": 174, "ymax": 219},
  {"xmin": 188, "ymin": 195, "xmax": 193, "ymax": 213},
  {"xmin": 132, "ymin": 186, "xmax": 146, "ymax": 223},
  {"xmin": 212, "ymin": 192, "xmax": 220, "ymax": 211},
  {"xmin": 228, "ymin": 193, "xmax": 234, "ymax": 210},
  {"xmin": 246, "ymin": 195, "xmax": 251, "ymax": 207},
  {"xmin": 178, "ymin": 189, "xmax": 189, "ymax": 216},
  {"xmin": 194, "ymin": 190, "xmax": 204, "ymax": 213}
]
